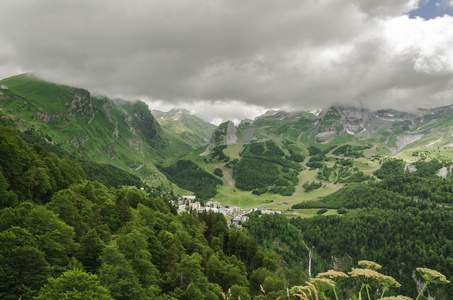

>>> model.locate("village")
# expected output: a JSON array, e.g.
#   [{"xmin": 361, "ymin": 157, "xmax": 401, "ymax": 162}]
[{"xmin": 171, "ymin": 196, "xmax": 282, "ymax": 228}]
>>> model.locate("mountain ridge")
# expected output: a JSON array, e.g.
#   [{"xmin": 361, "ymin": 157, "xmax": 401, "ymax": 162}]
[
  {"xmin": 0, "ymin": 74, "xmax": 213, "ymax": 192},
  {"xmin": 3, "ymin": 73, "xmax": 453, "ymax": 202},
  {"xmin": 152, "ymin": 107, "xmax": 216, "ymax": 148}
]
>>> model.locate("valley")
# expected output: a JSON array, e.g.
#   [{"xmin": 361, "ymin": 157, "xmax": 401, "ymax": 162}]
[
  {"xmin": 1, "ymin": 74, "xmax": 453, "ymax": 299},
  {"xmin": 3, "ymin": 74, "xmax": 453, "ymax": 212}
]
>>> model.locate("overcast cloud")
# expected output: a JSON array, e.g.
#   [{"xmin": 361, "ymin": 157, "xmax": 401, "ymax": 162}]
[{"xmin": 1, "ymin": 0, "xmax": 453, "ymax": 123}]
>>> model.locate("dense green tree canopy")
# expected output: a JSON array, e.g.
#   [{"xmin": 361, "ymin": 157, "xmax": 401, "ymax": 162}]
[
  {"xmin": 36, "ymin": 269, "xmax": 113, "ymax": 300},
  {"xmin": 1, "ymin": 123, "xmax": 452, "ymax": 299},
  {"xmin": 158, "ymin": 160, "xmax": 222, "ymax": 200}
]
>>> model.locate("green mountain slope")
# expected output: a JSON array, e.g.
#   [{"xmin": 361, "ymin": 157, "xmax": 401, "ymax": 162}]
[
  {"xmin": 0, "ymin": 74, "xmax": 203, "ymax": 189},
  {"xmin": 153, "ymin": 108, "xmax": 215, "ymax": 148},
  {"xmin": 4, "ymin": 73, "xmax": 453, "ymax": 207},
  {"xmin": 178, "ymin": 104, "xmax": 453, "ymax": 211}
]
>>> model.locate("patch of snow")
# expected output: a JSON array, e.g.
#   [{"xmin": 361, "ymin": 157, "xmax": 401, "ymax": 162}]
[
  {"xmin": 426, "ymin": 137, "xmax": 443, "ymax": 147},
  {"xmin": 376, "ymin": 116, "xmax": 408, "ymax": 122},
  {"xmin": 346, "ymin": 129, "xmax": 355, "ymax": 135},
  {"xmin": 376, "ymin": 116, "xmax": 396, "ymax": 121}
]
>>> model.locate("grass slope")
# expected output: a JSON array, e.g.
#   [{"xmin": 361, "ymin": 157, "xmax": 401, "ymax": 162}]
[{"xmin": 0, "ymin": 74, "xmax": 202, "ymax": 191}]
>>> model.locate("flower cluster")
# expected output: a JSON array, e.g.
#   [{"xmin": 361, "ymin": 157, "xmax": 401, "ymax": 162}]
[
  {"xmin": 416, "ymin": 267, "xmax": 450, "ymax": 284},
  {"xmin": 316, "ymin": 270, "xmax": 349, "ymax": 281},
  {"xmin": 358, "ymin": 260, "xmax": 382, "ymax": 271},
  {"xmin": 290, "ymin": 262, "xmax": 447, "ymax": 300},
  {"xmin": 377, "ymin": 274, "xmax": 401, "ymax": 288},
  {"xmin": 349, "ymin": 268, "xmax": 383, "ymax": 285}
]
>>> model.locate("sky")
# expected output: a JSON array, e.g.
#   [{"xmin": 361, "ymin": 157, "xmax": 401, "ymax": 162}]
[{"xmin": 1, "ymin": 1, "xmax": 453, "ymax": 124}]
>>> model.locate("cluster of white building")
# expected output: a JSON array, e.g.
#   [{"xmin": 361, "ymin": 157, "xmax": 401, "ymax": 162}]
[
  {"xmin": 172, "ymin": 196, "xmax": 282, "ymax": 228},
  {"xmin": 174, "ymin": 197, "xmax": 243, "ymax": 216}
]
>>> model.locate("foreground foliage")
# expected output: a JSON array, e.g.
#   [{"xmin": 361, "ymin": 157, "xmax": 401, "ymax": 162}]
[{"xmin": 288, "ymin": 263, "xmax": 448, "ymax": 300}]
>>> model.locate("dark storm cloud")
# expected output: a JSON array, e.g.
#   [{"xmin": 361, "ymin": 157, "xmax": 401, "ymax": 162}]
[{"xmin": 1, "ymin": 0, "xmax": 453, "ymax": 122}]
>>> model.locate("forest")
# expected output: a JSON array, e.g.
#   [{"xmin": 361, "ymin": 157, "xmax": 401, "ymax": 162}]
[
  {"xmin": 232, "ymin": 141, "xmax": 301, "ymax": 196},
  {"xmin": 0, "ymin": 125, "xmax": 293, "ymax": 299},
  {"xmin": 291, "ymin": 208, "xmax": 453, "ymax": 298},
  {"xmin": 7, "ymin": 125, "xmax": 146, "ymax": 190},
  {"xmin": 158, "ymin": 160, "xmax": 223, "ymax": 200},
  {"xmin": 0, "ymin": 123, "xmax": 451, "ymax": 299},
  {"xmin": 289, "ymin": 161, "xmax": 453, "ymax": 298}
]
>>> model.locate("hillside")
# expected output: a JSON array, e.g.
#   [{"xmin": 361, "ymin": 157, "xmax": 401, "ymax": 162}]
[
  {"xmin": 0, "ymin": 74, "xmax": 212, "ymax": 190},
  {"xmin": 3, "ymin": 74, "xmax": 453, "ymax": 209},
  {"xmin": 153, "ymin": 108, "xmax": 216, "ymax": 148},
  {"xmin": 0, "ymin": 75, "xmax": 452, "ymax": 299},
  {"xmin": 0, "ymin": 125, "xmax": 294, "ymax": 300},
  {"xmin": 167, "ymin": 104, "xmax": 453, "ymax": 211}
]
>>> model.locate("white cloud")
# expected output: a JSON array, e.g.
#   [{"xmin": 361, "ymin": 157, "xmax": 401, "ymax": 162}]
[
  {"xmin": 1, "ymin": 0, "xmax": 453, "ymax": 122},
  {"xmin": 143, "ymin": 98, "xmax": 268, "ymax": 125},
  {"xmin": 383, "ymin": 15, "xmax": 453, "ymax": 74}
]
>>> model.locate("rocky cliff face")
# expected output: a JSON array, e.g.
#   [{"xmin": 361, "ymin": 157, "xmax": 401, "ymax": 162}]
[
  {"xmin": 131, "ymin": 102, "xmax": 163, "ymax": 142},
  {"xmin": 114, "ymin": 101, "xmax": 167, "ymax": 150},
  {"xmin": 201, "ymin": 121, "xmax": 237, "ymax": 156},
  {"xmin": 65, "ymin": 92, "xmax": 97, "ymax": 124},
  {"xmin": 314, "ymin": 105, "xmax": 424, "ymax": 143},
  {"xmin": 32, "ymin": 111, "xmax": 64, "ymax": 123},
  {"xmin": 245, "ymin": 104, "xmax": 451, "ymax": 148}
]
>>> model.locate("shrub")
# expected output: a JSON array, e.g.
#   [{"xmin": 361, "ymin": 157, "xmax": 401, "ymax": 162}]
[
  {"xmin": 213, "ymin": 168, "xmax": 223, "ymax": 177},
  {"xmin": 317, "ymin": 208, "xmax": 328, "ymax": 215},
  {"xmin": 337, "ymin": 207, "xmax": 348, "ymax": 214}
]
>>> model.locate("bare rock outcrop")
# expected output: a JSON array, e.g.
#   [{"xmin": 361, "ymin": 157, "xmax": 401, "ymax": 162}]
[
  {"xmin": 201, "ymin": 121, "xmax": 237, "ymax": 156},
  {"xmin": 314, "ymin": 105, "xmax": 423, "ymax": 144},
  {"xmin": 33, "ymin": 111, "xmax": 64, "ymax": 123},
  {"xmin": 65, "ymin": 92, "xmax": 97, "ymax": 124},
  {"xmin": 404, "ymin": 164, "xmax": 417, "ymax": 173}
]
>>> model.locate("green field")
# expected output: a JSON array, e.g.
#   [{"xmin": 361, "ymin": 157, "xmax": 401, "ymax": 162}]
[{"xmin": 288, "ymin": 209, "xmax": 339, "ymax": 218}]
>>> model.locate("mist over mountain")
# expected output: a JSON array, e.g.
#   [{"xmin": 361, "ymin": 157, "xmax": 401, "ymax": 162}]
[
  {"xmin": 2, "ymin": 1, "xmax": 453, "ymax": 298},
  {"xmin": 2, "ymin": 1, "xmax": 453, "ymax": 124},
  {"xmin": 1, "ymin": 72, "xmax": 453, "ymax": 299},
  {"xmin": 152, "ymin": 108, "xmax": 216, "ymax": 146}
]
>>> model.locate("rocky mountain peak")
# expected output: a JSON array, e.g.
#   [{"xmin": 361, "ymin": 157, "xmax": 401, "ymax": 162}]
[
  {"xmin": 200, "ymin": 120, "xmax": 237, "ymax": 156},
  {"xmin": 315, "ymin": 105, "xmax": 419, "ymax": 143},
  {"xmin": 169, "ymin": 108, "xmax": 190, "ymax": 114},
  {"xmin": 152, "ymin": 108, "xmax": 192, "ymax": 121}
]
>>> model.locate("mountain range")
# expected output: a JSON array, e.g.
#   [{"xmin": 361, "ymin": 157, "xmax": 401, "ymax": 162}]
[{"xmin": 2, "ymin": 73, "xmax": 453, "ymax": 207}]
